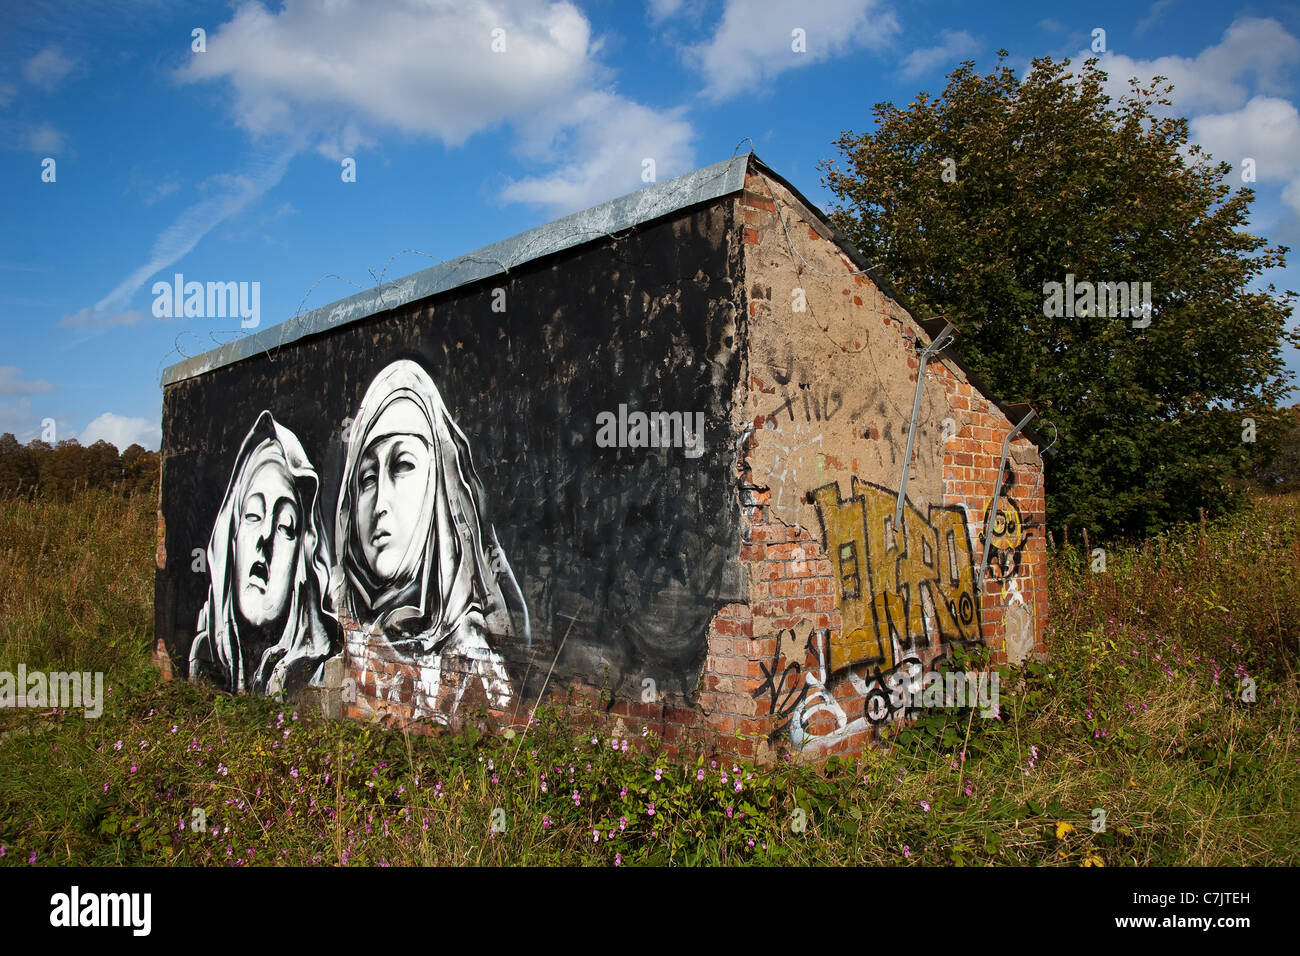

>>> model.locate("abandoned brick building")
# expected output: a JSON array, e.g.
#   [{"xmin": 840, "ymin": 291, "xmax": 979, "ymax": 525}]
[{"xmin": 156, "ymin": 152, "xmax": 1046, "ymax": 761}]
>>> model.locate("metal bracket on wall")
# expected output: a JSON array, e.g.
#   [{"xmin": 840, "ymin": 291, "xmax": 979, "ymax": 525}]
[
  {"xmin": 894, "ymin": 322, "xmax": 955, "ymax": 531},
  {"xmin": 976, "ymin": 408, "xmax": 1037, "ymax": 589}
]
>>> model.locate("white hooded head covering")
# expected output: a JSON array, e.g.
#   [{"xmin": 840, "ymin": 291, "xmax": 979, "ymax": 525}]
[
  {"xmin": 336, "ymin": 360, "xmax": 529, "ymax": 655},
  {"xmin": 189, "ymin": 410, "xmax": 339, "ymax": 695}
]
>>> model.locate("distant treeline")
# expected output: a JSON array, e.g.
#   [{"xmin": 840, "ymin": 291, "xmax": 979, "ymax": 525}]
[{"xmin": 0, "ymin": 433, "xmax": 159, "ymax": 499}]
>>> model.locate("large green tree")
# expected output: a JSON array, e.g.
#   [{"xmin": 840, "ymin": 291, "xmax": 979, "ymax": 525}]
[{"xmin": 819, "ymin": 54, "xmax": 1298, "ymax": 538}]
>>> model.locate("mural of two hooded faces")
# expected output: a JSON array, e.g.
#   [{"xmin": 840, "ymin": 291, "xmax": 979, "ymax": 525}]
[{"xmin": 190, "ymin": 360, "xmax": 530, "ymax": 714}]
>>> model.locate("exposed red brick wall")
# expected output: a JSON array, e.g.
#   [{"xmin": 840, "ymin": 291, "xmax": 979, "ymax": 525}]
[
  {"xmin": 689, "ymin": 169, "xmax": 1049, "ymax": 762},
  {"xmin": 934, "ymin": 364, "xmax": 1049, "ymax": 665}
]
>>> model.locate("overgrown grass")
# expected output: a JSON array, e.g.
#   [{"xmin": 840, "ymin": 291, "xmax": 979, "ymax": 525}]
[
  {"xmin": 0, "ymin": 490, "xmax": 155, "ymax": 678},
  {"xmin": 0, "ymin": 490, "xmax": 1296, "ymax": 866}
]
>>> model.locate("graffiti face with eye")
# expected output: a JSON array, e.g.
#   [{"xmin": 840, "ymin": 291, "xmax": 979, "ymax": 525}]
[
  {"xmin": 356, "ymin": 398, "xmax": 433, "ymax": 583},
  {"xmin": 234, "ymin": 460, "xmax": 301, "ymax": 629}
]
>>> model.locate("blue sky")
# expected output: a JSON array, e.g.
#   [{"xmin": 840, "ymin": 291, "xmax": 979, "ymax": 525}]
[{"xmin": 3, "ymin": 0, "xmax": 1299, "ymax": 451}]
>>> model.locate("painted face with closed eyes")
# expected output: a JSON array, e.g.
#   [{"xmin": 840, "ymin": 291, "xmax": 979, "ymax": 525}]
[
  {"xmin": 233, "ymin": 458, "xmax": 301, "ymax": 630},
  {"xmin": 355, "ymin": 397, "xmax": 434, "ymax": 584}
]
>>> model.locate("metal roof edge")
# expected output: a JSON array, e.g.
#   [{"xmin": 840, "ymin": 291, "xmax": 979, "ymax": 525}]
[{"xmin": 160, "ymin": 153, "xmax": 752, "ymax": 387}]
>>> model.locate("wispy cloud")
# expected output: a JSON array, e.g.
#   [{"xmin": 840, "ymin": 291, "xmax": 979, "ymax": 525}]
[
  {"xmin": 1135, "ymin": 0, "xmax": 1177, "ymax": 38},
  {"xmin": 0, "ymin": 366, "xmax": 54, "ymax": 396},
  {"xmin": 899, "ymin": 29, "xmax": 980, "ymax": 80},
  {"xmin": 0, "ymin": 399, "xmax": 42, "ymax": 441},
  {"xmin": 93, "ymin": 147, "xmax": 296, "ymax": 317},
  {"xmin": 686, "ymin": 0, "xmax": 898, "ymax": 102},
  {"xmin": 143, "ymin": 179, "xmax": 181, "ymax": 206},
  {"xmin": 22, "ymin": 46, "xmax": 75, "ymax": 91},
  {"xmin": 21, "ymin": 122, "xmax": 67, "ymax": 154},
  {"xmin": 59, "ymin": 307, "xmax": 148, "ymax": 330},
  {"xmin": 646, "ymin": 0, "xmax": 686, "ymax": 23}
]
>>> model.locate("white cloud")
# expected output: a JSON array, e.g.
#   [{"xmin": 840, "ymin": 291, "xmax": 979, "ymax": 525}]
[
  {"xmin": 22, "ymin": 46, "xmax": 75, "ymax": 91},
  {"xmin": 1089, "ymin": 20, "xmax": 1300, "ymax": 221},
  {"xmin": 0, "ymin": 366, "xmax": 53, "ymax": 395},
  {"xmin": 501, "ymin": 92, "xmax": 694, "ymax": 214},
  {"xmin": 21, "ymin": 122, "xmax": 66, "ymax": 154},
  {"xmin": 58, "ymin": 307, "xmax": 149, "ymax": 329},
  {"xmin": 686, "ymin": 0, "xmax": 899, "ymax": 102},
  {"xmin": 176, "ymin": 0, "xmax": 597, "ymax": 150},
  {"xmin": 1086, "ymin": 16, "xmax": 1300, "ymax": 113},
  {"xmin": 899, "ymin": 29, "xmax": 979, "ymax": 80},
  {"xmin": 0, "ymin": 84, "xmax": 16, "ymax": 108},
  {"xmin": 1191, "ymin": 95, "xmax": 1300, "ymax": 218},
  {"xmin": 1283, "ymin": 179, "xmax": 1300, "ymax": 215},
  {"xmin": 79, "ymin": 412, "xmax": 160, "ymax": 452},
  {"xmin": 1191, "ymin": 96, "xmax": 1300, "ymax": 179},
  {"xmin": 173, "ymin": 0, "xmax": 699, "ymax": 218}
]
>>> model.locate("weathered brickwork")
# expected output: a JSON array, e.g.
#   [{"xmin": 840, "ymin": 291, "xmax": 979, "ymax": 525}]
[{"xmin": 689, "ymin": 168, "xmax": 1047, "ymax": 762}]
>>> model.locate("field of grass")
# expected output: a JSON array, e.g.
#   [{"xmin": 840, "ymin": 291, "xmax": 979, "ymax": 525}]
[{"xmin": 0, "ymin": 489, "xmax": 1296, "ymax": 866}]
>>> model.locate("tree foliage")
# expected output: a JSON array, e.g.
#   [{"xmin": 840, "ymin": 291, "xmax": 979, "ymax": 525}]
[
  {"xmin": 1252, "ymin": 404, "xmax": 1300, "ymax": 492},
  {"xmin": 0, "ymin": 433, "xmax": 158, "ymax": 499},
  {"xmin": 819, "ymin": 54, "xmax": 1298, "ymax": 537}
]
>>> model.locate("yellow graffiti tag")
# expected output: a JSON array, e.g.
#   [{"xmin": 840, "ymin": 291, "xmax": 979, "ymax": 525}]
[
  {"xmin": 981, "ymin": 496, "xmax": 1030, "ymax": 586},
  {"xmin": 812, "ymin": 478, "xmax": 980, "ymax": 673},
  {"xmin": 985, "ymin": 497, "xmax": 1025, "ymax": 553}
]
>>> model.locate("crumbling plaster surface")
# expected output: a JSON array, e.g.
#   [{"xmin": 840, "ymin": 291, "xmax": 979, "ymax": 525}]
[{"xmin": 736, "ymin": 171, "xmax": 962, "ymax": 535}]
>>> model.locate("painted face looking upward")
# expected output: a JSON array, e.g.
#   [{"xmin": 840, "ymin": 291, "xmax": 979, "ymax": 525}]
[
  {"xmin": 356, "ymin": 397, "xmax": 434, "ymax": 584},
  {"xmin": 234, "ymin": 459, "xmax": 301, "ymax": 629}
]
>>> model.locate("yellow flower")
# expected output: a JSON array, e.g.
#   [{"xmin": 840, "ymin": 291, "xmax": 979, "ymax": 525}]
[
  {"xmin": 1082, "ymin": 853, "xmax": 1105, "ymax": 867},
  {"xmin": 1055, "ymin": 821, "xmax": 1075, "ymax": 839}
]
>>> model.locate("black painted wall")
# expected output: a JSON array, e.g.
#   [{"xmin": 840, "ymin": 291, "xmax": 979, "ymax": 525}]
[{"xmin": 157, "ymin": 197, "xmax": 747, "ymax": 704}]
